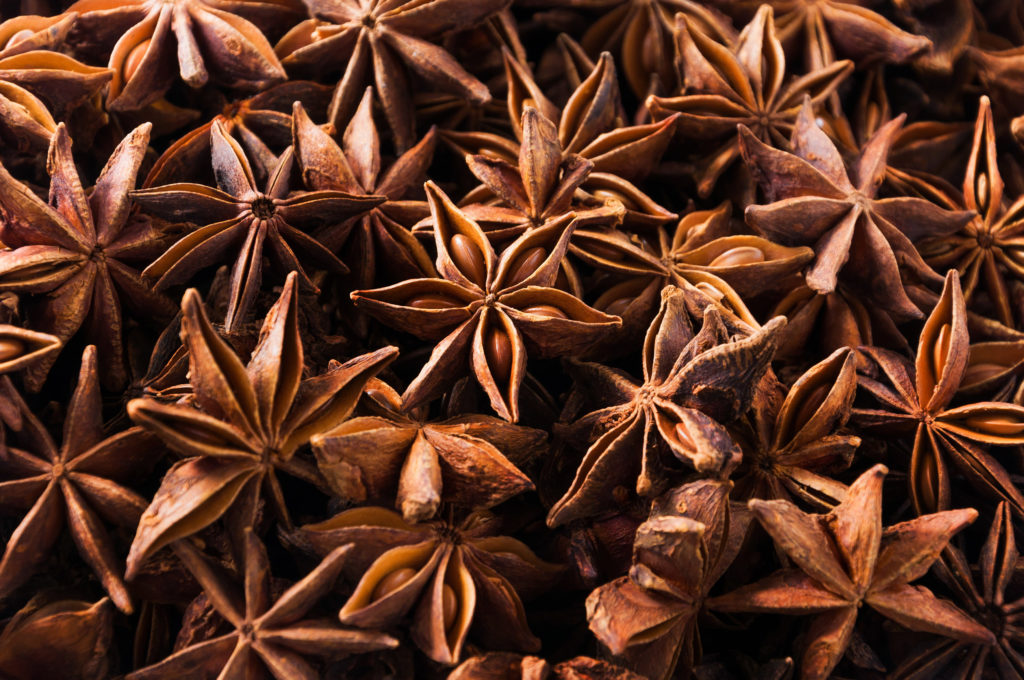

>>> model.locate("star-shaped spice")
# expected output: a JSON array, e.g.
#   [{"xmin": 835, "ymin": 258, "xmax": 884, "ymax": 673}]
[
  {"xmin": 132, "ymin": 118, "xmax": 383, "ymax": 331},
  {"xmin": 66, "ymin": 0, "xmax": 297, "ymax": 110},
  {"xmin": 276, "ymin": 0, "xmax": 508, "ymax": 151},
  {"xmin": 0, "ymin": 596, "xmax": 114, "ymax": 680},
  {"xmin": 0, "ymin": 345, "xmax": 157, "ymax": 613},
  {"xmin": 647, "ymin": 6, "xmax": 852, "ymax": 198},
  {"xmin": 918, "ymin": 96, "xmax": 1024, "ymax": 329},
  {"xmin": 854, "ymin": 270, "xmax": 1024, "ymax": 516},
  {"xmin": 0, "ymin": 122, "xmax": 174, "ymax": 390},
  {"xmin": 312, "ymin": 377, "xmax": 543, "ymax": 523},
  {"xmin": 894, "ymin": 502, "xmax": 1024, "ymax": 678},
  {"xmin": 733, "ymin": 347, "xmax": 859, "ymax": 508},
  {"xmin": 124, "ymin": 271, "xmax": 398, "ymax": 577},
  {"xmin": 128, "ymin": 530, "xmax": 397, "ymax": 679},
  {"xmin": 353, "ymin": 181, "xmax": 620, "ymax": 422},
  {"xmin": 286, "ymin": 507, "xmax": 560, "ymax": 666},
  {"xmin": 587, "ymin": 480, "xmax": 750, "ymax": 680},
  {"xmin": 739, "ymin": 98, "xmax": 974, "ymax": 322},
  {"xmin": 547, "ymin": 286, "xmax": 784, "ymax": 527},
  {"xmin": 710, "ymin": 464, "xmax": 994, "ymax": 680}
]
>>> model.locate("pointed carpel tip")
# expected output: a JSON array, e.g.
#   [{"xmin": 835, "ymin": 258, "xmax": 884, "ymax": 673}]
[{"xmin": 867, "ymin": 463, "xmax": 889, "ymax": 478}]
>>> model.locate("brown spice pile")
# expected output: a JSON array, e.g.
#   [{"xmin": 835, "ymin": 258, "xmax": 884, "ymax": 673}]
[{"xmin": 2, "ymin": 1, "xmax": 1024, "ymax": 678}]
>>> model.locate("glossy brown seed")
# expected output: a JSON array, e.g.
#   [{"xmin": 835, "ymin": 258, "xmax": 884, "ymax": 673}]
[
  {"xmin": 672, "ymin": 421, "xmax": 696, "ymax": 452},
  {"xmin": 694, "ymin": 282, "xmax": 725, "ymax": 301},
  {"xmin": 450, "ymin": 234, "xmax": 487, "ymax": 287},
  {"xmin": 506, "ymin": 247, "xmax": 547, "ymax": 286},
  {"xmin": 371, "ymin": 567, "xmax": 418, "ymax": 602},
  {"xmin": 932, "ymin": 323, "xmax": 952, "ymax": 383},
  {"xmin": 123, "ymin": 39, "xmax": 151, "ymax": 82},
  {"xmin": 708, "ymin": 246, "xmax": 766, "ymax": 268},
  {"xmin": 408, "ymin": 295, "xmax": 460, "ymax": 309},
  {"xmin": 964, "ymin": 415, "xmax": 1024, "ymax": 435},
  {"xmin": 792, "ymin": 383, "xmax": 829, "ymax": 434},
  {"xmin": 0, "ymin": 338, "xmax": 25, "ymax": 362},
  {"xmin": 5, "ymin": 29, "xmax": 34, "ymax": 48},
  {"xmin": 963, "ymin": 361, "xmax": 1007, "ymax": 385},
  {"xmin": 521, "ymin": 304, "xmax": 568, "ymax": 320},
  {"xmin": 442, "ymin": 583, "xmax": 458, "ymax": 631},
  {"xmin": 485, "ymin": 326, "xmax": 513, "ymax": 383},
  {"xmin": 602, "ymin": 297, "xmax": 633, "ymax": 317}
]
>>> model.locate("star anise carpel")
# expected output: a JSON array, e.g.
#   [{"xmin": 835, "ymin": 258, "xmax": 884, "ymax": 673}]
[
  {"xmin": 710, "ymin": 464, "xmax": 994, "ymax": 680},
  {"xmin": 0, "ymin": 121, "xmax": 174, "ymax": 391},
  {"xmin": 0, "ymin": 344, "xmax": 156, "ymax": 613},
  {"xmin": 124, "ymin": 271, "xmax": 399, "ymax": 577},
  {"xmin": 353, "ymin": 181, "xmax": 620, "ymax": 422},
  {"xmin": 853, "ymin": 270, "xmax": 1024, "ymax": 517},
  {"xmin": 132, "ymin": 117, "xmax": 384, "ymax": 331},
  {"xmin": 740, "ymin": 97, "xmax": 974, "ymax": 322}
]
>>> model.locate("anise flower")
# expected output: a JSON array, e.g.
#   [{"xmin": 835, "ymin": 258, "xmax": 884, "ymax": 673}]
[
  {"xmin": 66, "ymin": 0, "xmax": 296, "ymax": 111},
  {"xmin": 854, "ymin": 270, "xmax": 1024, "ymax": 515},
  {"xmin": 0, "ymin": 123, "xmax": 174, "ymax": 391},
  {"xmin": 893, "ymin": 502, "xmax": 1024, "ymax": 678},
  {"xmin": 128, "ymin": 530, "xmax": 397, "ymax": 679},
  {"xmin": 710, "ymin": 464, "xmax": 993, "ymax": 680},
  {"xmin": 353, "ymin": 181, "xmax": 620, "ymax": 422},
  {"xmin": 0, "ymin": 345, "xmax": 157, "ymax": 613},
  {"xmin": 132, "ymin": 118, "xmax": 383, "ymax": 331},
  {"xmin": 586, "ymin": 480, "xmax": 750, "ymax": 680},
  {"xmin": 275, "ymin": 0, "xmax": 508, "ymax": 152},
  {"xmin": 647, "ymin": 6, "xmax": 852, "ymax": 198},
  {"xmin": 714, "ymin": 0, "xmax": 931, "ymax": 71},
  {"xmin": 0, "ymin": 596, "xmax": 114, "ymax": 680},
  {"xmin": 547, "ymin": 286, "xmax": 784, "ymax": 527},
  {"xmin": 733, "ymin": 347, "xmax": 859, "ymax": 508},
  {"xmin": 285, "ymin": 507, "xmax": 560, "ymax": 666},
  {"xmin": 918, "ymin": 96, "xmax": 1024, "ymax": 329},
  {"xmin": 291, "ymin": 93, "xmax": 436, "ymax": 313},
  {"xmin": 312, "ymin": 377, "xmax": 542, "ymax": 523},
  {"xmin": 124, "ymin": 272, "xmax": 398, "ymax": 577},
  {"xmin": 740, "ymin": 98, "xmax": 974, "ymax": 322}
]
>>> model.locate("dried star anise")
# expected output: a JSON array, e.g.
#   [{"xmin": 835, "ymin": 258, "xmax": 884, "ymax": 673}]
[
  {"xmin": 548, "ymin": 286, "xmax": 783, "ymax": 526},
  {"xmin": 353, "ymin": 181, "xmax": 620, "ymax": 422},
  {"xmin": 0, "ymin": 122, "xmax": 174, "ymax": 391},
  {"xmin": 0, "ymin": 595, "xmax": 113, "ymax": 680},
  {"xmin": 854, "ymin": 270, "xmax": 1024, "ymax": 515},
  {"xmin": 710, "ymin": 464, "xmax": 994, "ymax": 680},
  {"xmin": 124, "ymin": 271, "xmax": 397, "ymax": 575},
  {"xmin": 285, "ymin": 507, "xmax": 561, "ymax": 665}
]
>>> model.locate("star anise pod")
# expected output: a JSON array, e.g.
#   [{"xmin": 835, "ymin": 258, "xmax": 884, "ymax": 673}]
[
  {"xmin": 0, "ymin": 596, "xmax": 113, "ymax": 680},
  {"xmin": 647, "ymin": 6, "xmax": 852, "ymax": 199},
  {"xmin": 275, "ymin": 0, "xmax": 509, "ymax": 152},
  {"xmin": 291, "ymin": 92, "xmax": 436, "ymax": 337},
  {"xmin": 0, "ymin": 49, "xmax": 111, "ymax": 132},
  {"xmin": 132, "ymin": 118, "xmax": 383, "ymax": 331},
  {"xmin": 732, "ymin": 347, "xmax": 859, "ymax": 508},
  {"xmin": 0, "ymin": 122, "xmax": 174, "ymax": 391},
  {"xmin": 547, "ymin": 286, "xmax": 784, "ymax": 527},
  {"xmin": 285, "ymin": 507, "xmax": 560, "ymax": 666},
  {"xmin": 854, "ymin": 270, "xmax": 1024, "ymax": 515},
  {"xmin": 65, "ymin": 0, "xmax": 298, "ymax": 111},
  {"xmin": 0, "ymin": 345, "xmax": 157, "ymax": 613},
  {"xmin": 710, "ymin": 464, "xmax": 994, "ymax": 680},
  {"xmin": 918, "ymin": 96, "xmax": 1024, "ymax": 329},
  {"xmin": 0, "ymin": 13, "xmax": 77, "ymax": 58},
  {"xmin": 128, "ymin": 529, "xmax": 397, "ymax": 679},
  {"xmin": 587, "ymin": 479, "xmax": 751, "ymax": 680},
  {"xmin": 312, "ymin": 377, "xmax": 543, "ymax": 523},
  {"xmin": 124, "ymin": 271, "xmax": 398, "ymax": 577},
  {"xmin": 740, "ymin": 97, "xmax": 974, "ymax": 322},
  {"xmin": 353, "ymin": 181, "xmax": 620, "ymax": 422},
  {"xmin": 893, "ymin": 502, "xmax": 1024, "ymax": 678},
  {"xmin": 713, "ymin": 0, "xmax": 931, "ymax": 71}
]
